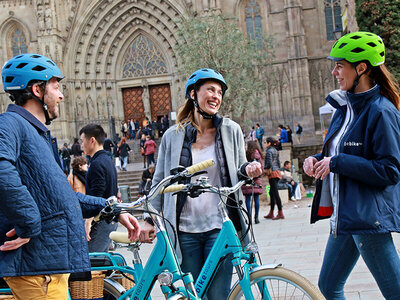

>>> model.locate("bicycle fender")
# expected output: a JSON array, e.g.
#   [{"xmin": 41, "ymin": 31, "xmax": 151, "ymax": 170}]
[
  {"xmin": 104, "ymin": 278, "xmax": 126, "ymax": 295},
  {"xmin": 228, "ymin": 263, "xmax": 281, "ymax": 298}
]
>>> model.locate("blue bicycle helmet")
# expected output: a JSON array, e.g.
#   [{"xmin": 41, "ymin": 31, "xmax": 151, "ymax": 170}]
[
  {"xmin": 184, "ymin": 68, "xmax": 228, "ymax": 99},
  {"xmin": 2, "ymin": 53, "xmax": 64, "ymax": 91}
]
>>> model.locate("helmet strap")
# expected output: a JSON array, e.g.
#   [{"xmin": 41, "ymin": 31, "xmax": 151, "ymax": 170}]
[
  {"xmin": 192, "ymin": 92, "xmax": 215, "ymax": 120},
  {"xmin": 32, "ymin": 82, "xmax": 52, "ymax": 125},
  {"xmin": 349, "ymin": 61, "xmax": 371, "ymax": 93}
]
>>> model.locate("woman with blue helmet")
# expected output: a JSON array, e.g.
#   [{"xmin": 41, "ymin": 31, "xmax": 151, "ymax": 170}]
[
  {"xmin": 140, "ymin": 68, "xmax": 262, "ymax": 299},
  {"xmin": 304, "ymin": 32, "xmax": 400, "ymax": 298}
]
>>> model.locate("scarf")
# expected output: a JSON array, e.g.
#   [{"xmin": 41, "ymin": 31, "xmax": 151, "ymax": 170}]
[{"xmin": 73, "ymin": 169, "xmax": 87, "ymax": 186}]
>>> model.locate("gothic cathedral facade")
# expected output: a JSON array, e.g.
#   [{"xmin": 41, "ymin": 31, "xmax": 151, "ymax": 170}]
[{"xmin": 0, "ymin": 0, "xmax": 354, "ymax": 142}]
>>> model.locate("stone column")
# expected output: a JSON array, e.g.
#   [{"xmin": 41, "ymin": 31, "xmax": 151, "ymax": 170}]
[{"xmin": 284, "ymin": 0, "xmax": 315, "ymax": 135}]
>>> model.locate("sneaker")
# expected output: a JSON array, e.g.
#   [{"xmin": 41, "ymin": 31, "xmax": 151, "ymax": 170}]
[{"xmin": 290, "ymin": 196, "xmax": 296, "ymax": 201}]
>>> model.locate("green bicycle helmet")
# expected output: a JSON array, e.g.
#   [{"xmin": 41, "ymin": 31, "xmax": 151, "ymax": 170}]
[{"xmin": 328, "ymin": 31, "xmax": 385, "ymax": 67}]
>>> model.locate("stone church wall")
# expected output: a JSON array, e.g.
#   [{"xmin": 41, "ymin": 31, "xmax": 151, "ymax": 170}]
[{"xmin": 0, "ymin": 0, "xmax": 356, "ymax": 144}]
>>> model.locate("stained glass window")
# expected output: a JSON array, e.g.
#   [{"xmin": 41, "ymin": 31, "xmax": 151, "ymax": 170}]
[
  {"xmin": 122, "ymin": 35, "xmax": 168, "ymax": 78},
  {"xmin": 245, "ymin": 0, "xmax": 263, "ymax": 48},
  {"xmin": 325, "ymin": 0, "xmax": 342, "ymax": 40},
  {"xmin": 11, "ymin": 29, "xmax": 28, "ymax": 56}
]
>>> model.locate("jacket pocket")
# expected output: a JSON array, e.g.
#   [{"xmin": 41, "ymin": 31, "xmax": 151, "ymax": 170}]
[{"xmin": 22, "ymin": 211, "xmax": 69, "ymax": 272}]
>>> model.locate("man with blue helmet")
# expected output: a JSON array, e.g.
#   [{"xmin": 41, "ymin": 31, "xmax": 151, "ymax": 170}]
[
  {"xmin": 0, "ymin": 54, "xmax": 141, "ymax": 299},
  {"xmin": 140, "ymin": 68, "xmax": 262, "ymax": 299}
]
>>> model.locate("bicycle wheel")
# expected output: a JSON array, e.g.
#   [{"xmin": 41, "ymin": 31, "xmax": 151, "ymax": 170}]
[
  {"xmin": 103, "ymin": 280, "xmax": 123, "ymax": 300},
  {"xmin": 228, "ymin": 267, "xmax": 324, "ymax": 300}
]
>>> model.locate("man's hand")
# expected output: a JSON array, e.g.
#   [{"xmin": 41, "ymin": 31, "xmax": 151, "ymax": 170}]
[
  {"xmin": 118, "ymin": 214, "xmax": 141, "ymax": 242},
  {"xmin": 245, "ymin": 161, "xmax": 263, "ymax": 178},
  {"xmin": 0, "ymin": 229, "xmax": 30, "ymax": 251},
  {"xmin": 139, "ymin": 222, "xmax": 156, "ymax": 244},
  {"xmin": 303, "ymin": 156, "xmax": 318, "ymax": 177}
]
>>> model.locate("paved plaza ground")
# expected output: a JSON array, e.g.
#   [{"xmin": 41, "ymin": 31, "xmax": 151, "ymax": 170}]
[{"xmin": 114, "ymin": 189, "xmax": 399, "ymax": 299}]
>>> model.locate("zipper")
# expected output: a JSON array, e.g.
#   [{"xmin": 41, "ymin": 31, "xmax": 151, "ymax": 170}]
[{"xmin": 332, "ymin": 96, "xmax": 354, "ymax": 237}]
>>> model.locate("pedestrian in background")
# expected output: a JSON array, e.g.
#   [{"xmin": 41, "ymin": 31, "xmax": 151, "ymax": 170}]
[
  {"xmin": 117, "ymin": 137, "xmax": 131, "ymax": 172},
  {"xmin": 71, "ymin": 137, "xmax": 83, "ymax": 157},
  {"xmin": 61, "ymin": 142, "xmax": 71, "ymax": 175},
  {"xmin": 303, "ymin": 31, "xmax": 400, "ymax": 299},
  {"xmin": 286, "ymin": 125, "xmax": 293, "ymax": 145},
  {"xmin": 255, "ymin": 123, "xmax": 264, "ymax": 150},
  {"xmin": 140, "ymin": 133, "xmax": 147, "ymax": 168},
  {"xmin": 67, "ymin": 156, "xmax": 92, "ymax": 241},
  {"xmin": 241, "ymin": 141, "xmax": 264, "ymax": 224},
  {"xmin": 264, "ymin": 137, "xmax": 284, "ymax": 220},
  {"xmin": 80, "ymin": 123, "xmax": 119, "ymax": 252},
  {"xmin": 144, "ymin": 135, "xmax": 157, "ymax": 166},
  {"xmin": 295, "ymin": 122, "xmax": 303, "ymax": 143},
  {"xmin": 247, "ymin": 126, "xmax": 256, "ymax": 141}
]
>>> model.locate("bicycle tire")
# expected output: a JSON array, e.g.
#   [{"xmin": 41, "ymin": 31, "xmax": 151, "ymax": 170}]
[
  {"xmin": 103, "ymin": 280, "xmax": 123, "ymax": 300},
  {"xmin": 228, "ymin": 267, "xmax": 324, "ymax": 300}
]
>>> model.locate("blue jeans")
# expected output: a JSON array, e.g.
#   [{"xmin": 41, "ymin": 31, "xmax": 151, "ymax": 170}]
[
  {"xmin": 147, "ymin": 153, "xmax": 155, "ymax": 165},
  {"xmin": 319, "ymin": 233, "xmax": 400, "ymax": 299},
  {"xmin": 179, "ymin": 229, "xmax": 232, "ymax": 300},
  {"xmin": 245, "ymin": 194, "xmax": 260, "ymax": 219},
  {"xmin": 121, "ymin": 156, "xmax": 128, "ymax": 170}
]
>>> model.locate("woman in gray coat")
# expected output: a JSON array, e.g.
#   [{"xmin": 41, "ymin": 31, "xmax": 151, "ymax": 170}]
[{"xmin": 139, "ymin": 68, "xmax": 262, "ymax": 300}]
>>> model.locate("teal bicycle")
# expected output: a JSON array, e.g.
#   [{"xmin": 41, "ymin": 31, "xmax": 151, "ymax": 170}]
[{"xmin": 95, "ymin": 159, "xmax": 323, "ymax": 300}]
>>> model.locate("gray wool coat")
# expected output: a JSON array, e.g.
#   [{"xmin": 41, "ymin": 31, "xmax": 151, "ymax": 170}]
[{"xmin": 150, "ymin": 118, "xmax": 248, "ymax": 262}]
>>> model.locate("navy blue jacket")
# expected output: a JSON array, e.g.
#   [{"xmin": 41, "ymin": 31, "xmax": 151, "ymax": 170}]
[
  {"xmin": 311, "ymin": 86, "xmax": 400, "ymax": 235},
  {"xmin": 0, "ymin": 104, "xmax": 105, "ymax": 277},
  {"xmin": 86, "ymin": 150, "xmax": 118, "ymax": 198}
]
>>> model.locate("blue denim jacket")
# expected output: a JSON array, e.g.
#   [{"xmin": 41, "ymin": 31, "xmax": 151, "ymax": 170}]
[{"xmin": 0, "ymin": 104, "xmax": 105, "ymax": 276}]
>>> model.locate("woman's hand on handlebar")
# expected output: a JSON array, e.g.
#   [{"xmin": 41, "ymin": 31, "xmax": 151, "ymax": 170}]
[
  {"xmin": 118, "ymin": 214, "xmax": 141, "ymax": 242},
  {"xmin": 139, "ymin": 222, "xmax": 156, "ymax": 244},
  {"xmin": 245, "ymin": 161, "xmax": 263, "ymax": 178}
]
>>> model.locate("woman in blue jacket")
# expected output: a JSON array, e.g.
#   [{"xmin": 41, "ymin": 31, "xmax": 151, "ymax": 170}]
[{"xmin": 303, "ymin": 32, "xmax": 400, "ymax": 299}]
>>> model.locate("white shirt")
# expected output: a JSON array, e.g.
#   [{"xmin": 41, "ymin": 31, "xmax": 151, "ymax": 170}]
[{"xmin": 179, "ymin": 142, "xmax": 223, "ymax": 233}]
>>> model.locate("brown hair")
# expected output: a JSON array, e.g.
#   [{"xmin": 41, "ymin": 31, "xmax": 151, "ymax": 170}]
[
  {"xmin": 246, "ymin": 140, "xmax": 264, "ymax": 161},
  {"xmin": 176, "ymin": 99, "xmax": 202, "ymax": 133},
  {"xmin": 119, "ymin": 137, "xmax": 126, "ymax": 147},
  {"xmin": 370, "ymin": 65, "xmax": 400, "ymax": 111},
  {"xmin": 71, "ymin": 156, "xmax": 87, "ymax": 171}
]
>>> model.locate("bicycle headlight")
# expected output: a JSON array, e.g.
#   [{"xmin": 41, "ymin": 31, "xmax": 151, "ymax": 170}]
[
  {"xmin": 244, "ymin": 242, "xmax": 259, "ymax": 254},
  {"xmin": 158, "ymin": 271, "xmax": 173, "ymax": 286}
]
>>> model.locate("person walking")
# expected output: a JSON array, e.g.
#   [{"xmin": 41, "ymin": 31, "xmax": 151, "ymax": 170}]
[
  {"xmin": 144, "ymin": 135, "xmax": 157, "ymax": 166},
  {"xmin": 139, "ymin": 68, "xmax": 262, "ymax": 300},
  {"xmin": 67, "ymin": 156, "xmax": 92, "ymax": 241},
  {"xmin": 79, "ymin": 124, "xmax": 120, "ymax": 253},
  {"xmin": 286, "ymin": 125, "xmax": 293, "ymax": 145},
  {"xmin": 241, "ymin": 141, "xmax": 264, "ymax": 224},
  {"xmin": 255, "ymin": 123, "xmax": 264, "ymax": 150},
  {"xmin": 0, "ymin": 53, "xmax": 140, "ymax": 300},
  {"xmin": 303, "ymin": 31, "xmax": 400, "ymax": 299},
  {"xmin": 61, "ymin": 142, "xmax": 71, "ymax": 175},
  {"xmin": 139, "ymin": 133, "xmax": 147, "ymax": 168},
  {"xmin": 295, "ymin": 122, "xmax": 303, "ymax": 143},
  {"xmin": 247, "ymin": 126, "xmax": 256, "ymax": 141},
  {"xmin": 264, "ymin": 137, "xmax": 284, "ymax": 220},
  {"xmin": 71, "ymin": 138, "xmax": 83, "ymax": 157},
  {"xmin": 117, "ymin": 137, "xmax": 131, "ymax": 172}
]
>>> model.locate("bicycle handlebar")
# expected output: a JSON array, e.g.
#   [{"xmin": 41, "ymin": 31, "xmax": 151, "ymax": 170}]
[{"xmin": 97, "ymin": 159, "xmax": 216, "ymax": 220}]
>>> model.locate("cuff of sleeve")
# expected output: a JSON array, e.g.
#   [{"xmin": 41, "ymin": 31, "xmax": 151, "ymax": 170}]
[
  {"xmin": 144, "ymin": 217, "xmax": 154, "ymax": 226},
  {"xmin": 238, "ymin": 162, "xmax": 250, "ymax": 179},
  {"xmin": 330, "ymin": 155, "xmax": 339, "ymax": 172}
]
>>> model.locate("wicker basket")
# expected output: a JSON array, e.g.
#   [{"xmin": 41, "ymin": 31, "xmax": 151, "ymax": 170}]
[
  {"xmin": 0, "ymin": 296, "xmax": 15, "ymax": 300},
  {"xmin": 116, "ymin": 272, "xmax": 135, "ymax": 290},
  {"xmin": 69, "ymin": 271, "xmax": 105, "ymax": 300}
]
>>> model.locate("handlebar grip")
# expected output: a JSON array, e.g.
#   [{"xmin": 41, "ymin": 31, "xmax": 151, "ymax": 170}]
[
  {"xmin": 162, "ymin": 184, "xmax": 185, "ymax": 193},
  {"xmin": 109, "ymin": 231, "xmax": 134, "ymax": 244},
  {"xmin": 186, "ymin": 159, "xmax": 215, "ymax": 174}
]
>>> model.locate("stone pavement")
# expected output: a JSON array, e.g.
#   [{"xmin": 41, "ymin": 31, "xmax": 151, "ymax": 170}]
[{"xmin": 114, "ymin": 162, "xmax": 399, "ymax": 299}]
